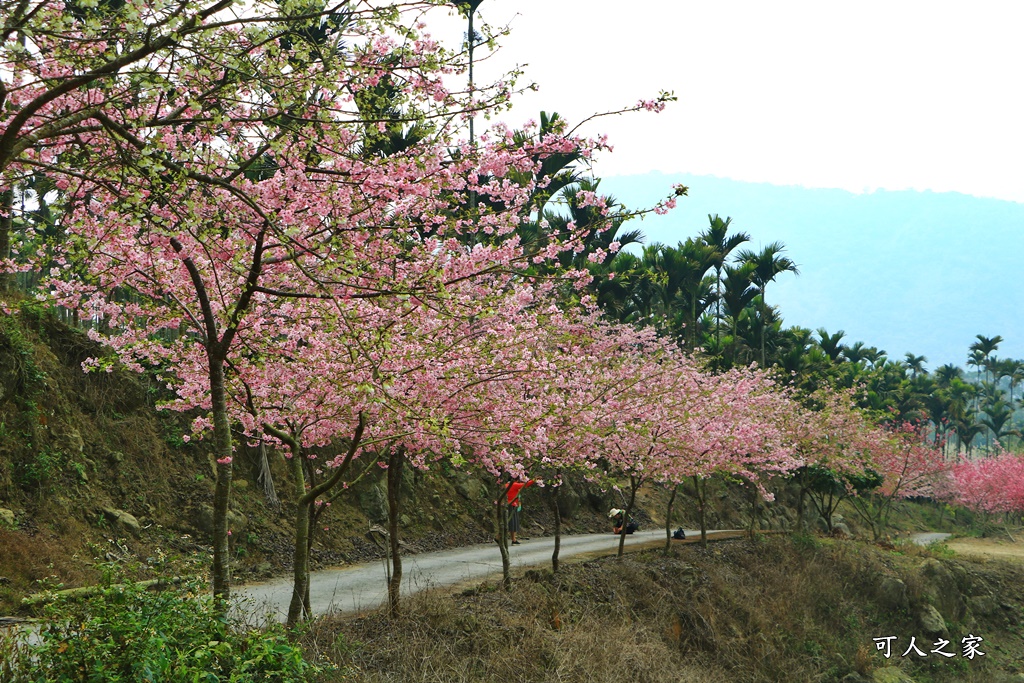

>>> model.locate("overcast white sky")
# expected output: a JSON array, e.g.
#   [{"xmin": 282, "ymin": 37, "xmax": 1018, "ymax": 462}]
[{"xmin": 431, "ymin": 1, "xmax": 1024, "ymax": 203}]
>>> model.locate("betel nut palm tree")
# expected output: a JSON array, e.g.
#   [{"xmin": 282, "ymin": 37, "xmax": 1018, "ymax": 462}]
[
  {"xmin": 736, "ymin": 241, "xmax": 799, "ymax": 367},
  {"xmin": 816, "ymin": 328, "xmax": 847, "ymax": 363},
  {"xmin": 904, "ymin": 353, "xmax": 927, "ymax": 379},
  {"xmin": 720, "ymin": 261, "xmax": 758, "ymax": 363},
  {"xmin": 700, "ymin": 214, "xmax": 749, "ymax": 349},
  {"xmin": 969, "ymin": 334, "xmax": 1003, "ymax": 384}
]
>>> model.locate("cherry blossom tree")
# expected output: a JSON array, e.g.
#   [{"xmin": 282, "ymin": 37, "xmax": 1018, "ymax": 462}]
[
  {"xmin": 651, "ymin": 365, "xmax": 798, "ymax": 549},
  {"xmin": 951, "ymin": 451, "xmax": 1024, "ymax": 520},
  {"xmin": 477, "ymin": 308, "xmax": 667, "ymax": 575},
  {"xmin": 5, "ymin": 0, "xmax": 687, "ymax": 617},
  {"xmin": 785, "ymin": 389, "xmax": 884, "ymax": 533},
  {"xmin": 249, "ymin": 297, "xmax": 500, "ymax": 621},
  {"xmin": 599, "ymin": 349, "xmax": 704, "ymax": 558},
  {"xmin": 848, "ymin": 422, "xmax": 951, "ymax": 540},
  {"xmin": 0, "ymin": 0, "xmax": 508, "ymax": 288}
]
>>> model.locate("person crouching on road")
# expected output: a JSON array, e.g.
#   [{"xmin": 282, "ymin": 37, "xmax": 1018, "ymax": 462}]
[{"xmin": 609, "ymin": 508, "xmax": 639, "ymax": 535}]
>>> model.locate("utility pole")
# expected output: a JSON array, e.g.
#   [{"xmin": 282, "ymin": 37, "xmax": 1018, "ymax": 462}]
[{"xmin": 453, "ymin": 1, "xmax": 484, "ymax": 210}]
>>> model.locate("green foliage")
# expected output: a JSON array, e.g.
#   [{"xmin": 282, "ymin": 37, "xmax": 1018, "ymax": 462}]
[
  {"xmin": 14, "ymin": 447, "xmax": 66, "ymax": 491},
  {"xmin": 0, "ymin": 568, "xmax": 328, "ymax": 682},
  {"xmin": 848, "ymin": 468, "xmax": 884, "ymax": 494},
  {"xmin": 926, "ymin": 541, "xmax": 957, "ymax": 559},
  {"xmin": 163, "ymin": 424, "xmax": 190, "ymax": 449},
  {"xmin": 791, "ymin": 531, "xmax": 820, "ymax": 552},
  {"xmin": 0, "ymin": 311, "xmax": 47, "ymax": 400}
]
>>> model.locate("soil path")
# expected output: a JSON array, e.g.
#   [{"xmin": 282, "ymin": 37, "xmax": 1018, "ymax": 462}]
[
  {"xmin": 907, "ymin": 531, "xmax": 1024, "ymax": 564},
  {"xmin": 234, "ymin": 528, "xmax": 734, "ymax": 623},
  {"xmin": 944, "ymin": 536, "xmax": 1024, "ymax": 562}
]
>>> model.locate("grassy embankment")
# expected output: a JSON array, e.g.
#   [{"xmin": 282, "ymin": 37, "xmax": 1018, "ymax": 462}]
[{"xmin": 303, "ymin": 533, "xmax": 1024, "ymax": 683}]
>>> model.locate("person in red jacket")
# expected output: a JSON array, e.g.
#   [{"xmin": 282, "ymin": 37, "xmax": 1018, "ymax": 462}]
[{"xmin": 506, "ymin": 478, "xmax": 535, "ymax": 545}]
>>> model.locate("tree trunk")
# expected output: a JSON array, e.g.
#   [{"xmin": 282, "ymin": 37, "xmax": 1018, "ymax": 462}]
[
  {"xmin": 304, "ymin": 501, "xmax": 313, "ymax": 616},
  {"xmin": 263, "ymin": 417, "xmax": 362, "ymax": 624},
  {"xmin": 287, "ymin": 452, "xmax": 310, "ymax": 626},
  {"xmin": 550, "ymin": 476, "xmax": 562, "ymax": 573},
  {"xmin": 693, "ymin": 475, "xmax": 708, "ymax": 549},
  {"xmin": 664, "ymin": 484, "xmax": 678, "ymax": 554},
  {"xmin": 209, "ymin": 357, "xmax": 233, "ymax": 608},
  {"xmin": 466, "ymin": 8, "xmax": 477, "ymax": 211},
  {"xmin": 746, "ymin": 483, "xmax": 759, "ymax": 539},
  {"xmin": 809, "ymin": 490, "xmax": 839, "ymax": 533},
  {"xmin": 0, "ymin": 188, "xmax": 12, "ymax": 293},
  {"xmin": 386, "ymin": 447, "xmax": 405, "ymax": 616},
  {"xmin": 760, "ymin": 287, "xmax": 767, "ymax": 367},
  {"xmin": 493, "ymin": 480, "xmax": 513, "ymax": 588},
  {"xmin": 796, "ymin": 484, "xmax": 807, "ymax": 532},
  {"xmin": 617, "ymin": 475, "xmax": 639, "ymax": 558},
  {"xmin": 715, "ymin": 272, "xmax": 722, "ymax": 350}
]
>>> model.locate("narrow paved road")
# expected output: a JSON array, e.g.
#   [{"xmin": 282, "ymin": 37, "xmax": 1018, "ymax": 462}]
[
  {"xmin": 3, "ymin": 529, "xmax": 954, "ymax": 635},
  {"xmin": 909, "ymin": 532, "xmax": 952, "ymax": 545},
  {"xmin": 234, "ymin": 529, "xmax": 727, "ymax": 623}
]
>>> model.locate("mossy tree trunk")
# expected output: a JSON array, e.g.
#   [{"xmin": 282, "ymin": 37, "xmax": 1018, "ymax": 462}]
[
  {"xmin": 746, "ymin": 482, "xmax": 760, "ymax": 539},
  {"xmin": 796, "ymin": 482, "xmax": 808, "ymax": 532},
  {"xmin": 287, "ymin": 448, "xmax": 311, "ymax": 624},
  {"xmin": 264, "ymin": 416, "xmax": 365, "ymax": 626},
  {"xmin": 0, "ymin": 187, "xmax": 12, "ymax": 293},
  {"xmin": 208, "ymin": 355, "xmax": 233, "ymax": 608},
  {"xmin": 170, "ymin": 231, "xmax": 266, "ymax": 610}
]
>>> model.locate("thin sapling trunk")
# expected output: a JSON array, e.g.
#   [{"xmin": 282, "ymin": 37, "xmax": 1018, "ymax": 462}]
[
  {"xmin": 550, "ymin": 473, "xmax": 562, "ymax": 573},
  {"xmin": 617, "ymin": 475, "xmax": 640, "ymax": 558},
  {"xmin": 386, "ymin": 446, "xmax": 405, "ymax": 616},
  {"xmin": 693, "ymin": 475, "xmax": 709, "ymax": 549},
  {"xmin": 664, "ymin": 483, "xmax": 678, "ymax": 555}
]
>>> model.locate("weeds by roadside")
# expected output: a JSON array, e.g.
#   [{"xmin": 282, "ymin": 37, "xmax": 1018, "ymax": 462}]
[{"xmin": 1, "ymin": 563, "xmax": 329, "ymax": 682}]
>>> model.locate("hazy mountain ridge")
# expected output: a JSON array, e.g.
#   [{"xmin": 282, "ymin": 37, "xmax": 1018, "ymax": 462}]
[{"xmin": 602, "ymin": 173, "xmax": 1024, "ymax": 369}]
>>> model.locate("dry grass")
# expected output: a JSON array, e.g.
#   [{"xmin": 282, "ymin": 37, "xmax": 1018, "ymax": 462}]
[
  {"xmin": 304, "ymin": 536, "xmax": 1024, "ymax": 683},
  {"xmin": 946, "ymin": 537, "xmax": 1024, "ymax": 563},
  {"xmin": 306, "ymin": 570, "xmax": 726, "ymax": 683},
  {"xmin": 0, "ymin": 527, "xmax": 100, "ymax": 604}
]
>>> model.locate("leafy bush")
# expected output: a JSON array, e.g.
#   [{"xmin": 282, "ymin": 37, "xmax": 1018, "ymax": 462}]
[{"xmin": 0, "ymin": 569, "xmax": 327, "ymax": 682}]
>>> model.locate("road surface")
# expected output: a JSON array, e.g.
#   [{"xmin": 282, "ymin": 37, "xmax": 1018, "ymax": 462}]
[
  {"xmin": 234, "ymin": 528, "xmax": 726, "ymax": 623},
  {"xmin": 1, "ymin": 529, "xmax": 956, "ymax": 635},
  {"xmin": 909, "ymin": 532, "xmax": 952, "ymax": 546}
]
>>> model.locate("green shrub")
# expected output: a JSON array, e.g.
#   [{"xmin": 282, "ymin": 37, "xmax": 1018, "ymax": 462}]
[{"xmin": 0, "ymin": 568, "xmax": 328, "ymax": 682}]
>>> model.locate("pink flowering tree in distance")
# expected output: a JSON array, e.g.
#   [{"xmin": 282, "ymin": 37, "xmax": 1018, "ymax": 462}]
[
  {"xmin": 951, "ymin": 450, "xmax": 1024, "ymax": 525},
  {"xmin": 652, "ymin": 365, "xmax": 798, "ymax": 549},
  {"xmin": 848, "ymin": 422, "xmax": 951, "ymax": 540},
  {"xmin": 478, "ymin": 307, "xmax": 666, "ymax": 575},
  {"xmin": 785, "ymin": 389, "xmax": 885, "ymax": 534},
  {"xmin": 585, "ymin": 338, "xmax": 706, "ymax": 558}
]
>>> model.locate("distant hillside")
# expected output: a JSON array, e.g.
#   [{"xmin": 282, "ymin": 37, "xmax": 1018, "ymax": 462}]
[{"xmin": 602, "ymin": 173, "xmax": 1024, "ymax": 370}]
